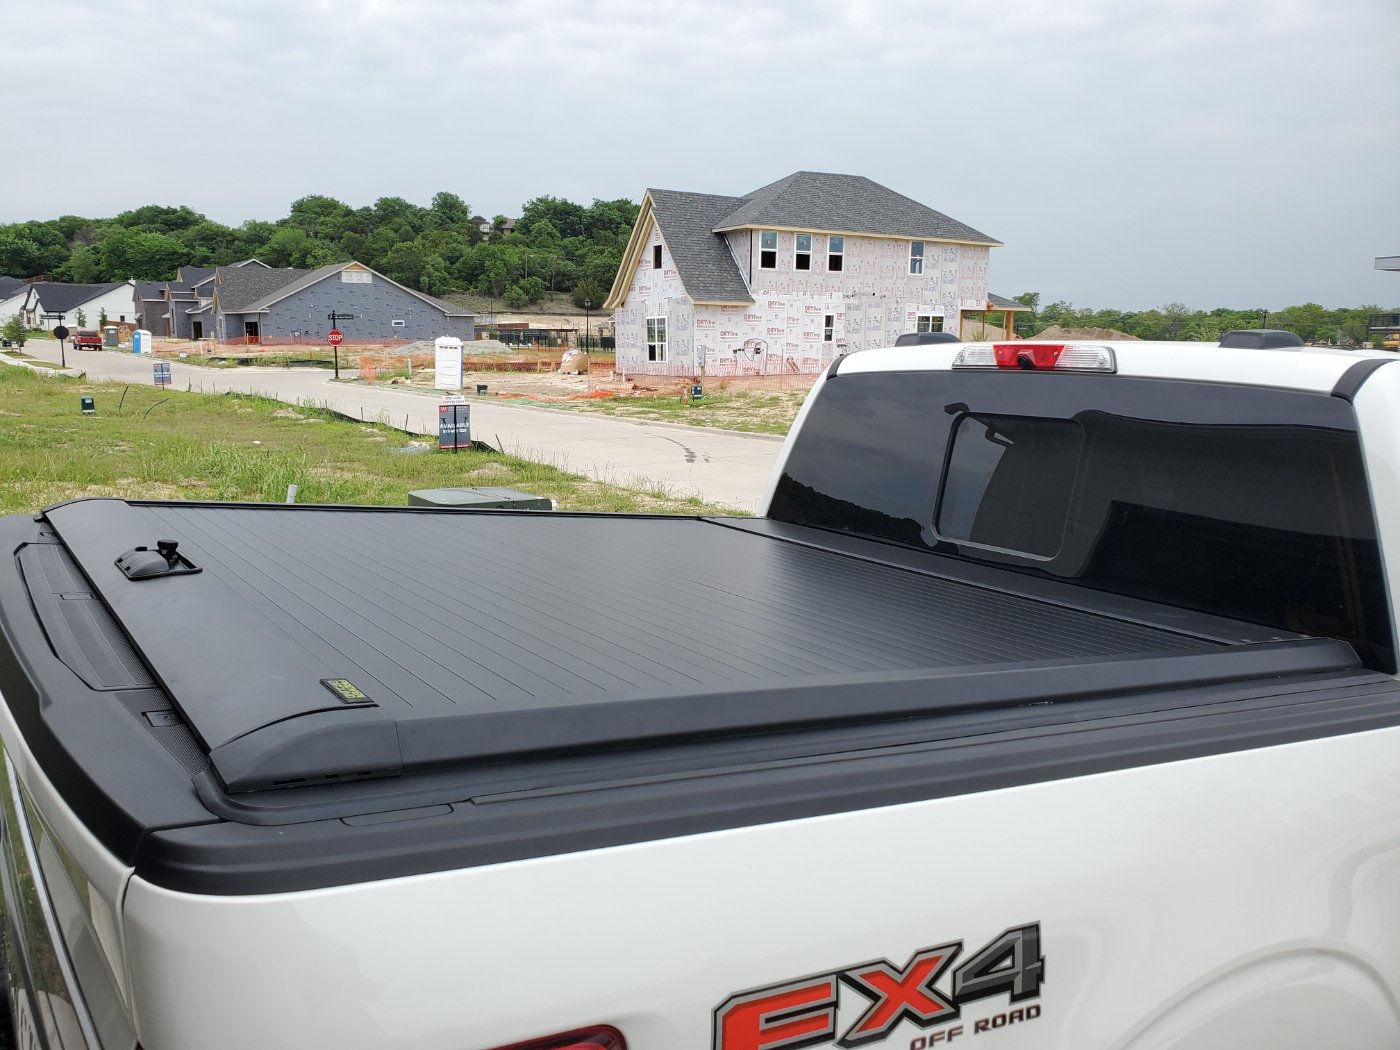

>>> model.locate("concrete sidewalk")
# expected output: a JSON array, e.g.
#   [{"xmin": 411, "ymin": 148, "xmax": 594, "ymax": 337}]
[{"xmin": 17, "ymin": 341, "xmax": 784, "ymax": 511}]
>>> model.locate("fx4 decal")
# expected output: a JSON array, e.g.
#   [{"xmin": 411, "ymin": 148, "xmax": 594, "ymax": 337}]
[{"xmin": 713, "ymin": 923, "xmax": 1044, "ymax": 1050}]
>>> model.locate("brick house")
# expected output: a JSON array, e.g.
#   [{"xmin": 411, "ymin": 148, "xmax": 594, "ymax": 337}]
[{"xmin": 604, "ymin": 171, "xmax": 1002, "ymax": 376}]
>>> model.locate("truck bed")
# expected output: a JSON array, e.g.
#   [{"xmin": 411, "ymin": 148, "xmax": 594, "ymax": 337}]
[{"xmin": 3, "ymin": 499, "xmax": 1396, "ymax": 893}]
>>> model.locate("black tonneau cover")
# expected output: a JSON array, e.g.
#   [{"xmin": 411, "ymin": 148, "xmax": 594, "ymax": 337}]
[
  {"xmin": 34, "ymin": 499, "xmax": 1304, "ymax": 792},
  {"xmin": 4, "ymin": 499, "xmax": 1398, "ymax": 893}
]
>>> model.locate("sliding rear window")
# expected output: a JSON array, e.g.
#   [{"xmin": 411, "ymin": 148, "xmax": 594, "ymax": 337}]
[{"xmin": 770, "ymin": 370, "xmax": 1393, "ymax": 672}]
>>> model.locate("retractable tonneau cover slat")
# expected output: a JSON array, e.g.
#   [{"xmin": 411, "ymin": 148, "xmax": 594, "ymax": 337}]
[{"xmin": 31, "ymin": 498, "xmax": 1339, "ymax": 792}]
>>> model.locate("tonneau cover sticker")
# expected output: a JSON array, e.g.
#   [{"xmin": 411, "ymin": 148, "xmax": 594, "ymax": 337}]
[{"xmin": 713, "ymin": 923, "xmax": 1043, "ymax": 1049}]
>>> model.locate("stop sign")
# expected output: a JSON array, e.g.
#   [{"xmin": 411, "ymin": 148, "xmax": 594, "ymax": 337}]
[{"xmin": 327, "ymin": 329, "xmax": 344, "ymax": 346}]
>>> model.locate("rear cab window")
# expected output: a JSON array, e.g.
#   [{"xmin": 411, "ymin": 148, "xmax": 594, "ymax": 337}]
[{"xmin": 769, "ymin": 369, "xmax": 1394, "ymax": 672}]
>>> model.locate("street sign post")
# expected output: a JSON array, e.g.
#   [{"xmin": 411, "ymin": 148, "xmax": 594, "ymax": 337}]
[
  {"xmin": 44, "ymin": 314, "xmax": 68, "ymax": 368},
  {"xmin": 326, "ymin": 312, "xmax": 354, "ymax": 379}
]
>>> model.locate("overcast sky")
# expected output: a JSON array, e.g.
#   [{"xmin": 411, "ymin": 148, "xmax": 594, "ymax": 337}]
[{"xmin": 6, "ymin": 0, "xmax": 1398, "ymax": 309}]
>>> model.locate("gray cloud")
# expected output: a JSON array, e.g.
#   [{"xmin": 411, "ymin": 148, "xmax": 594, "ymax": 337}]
[{"xmin": 4, "ymin": 0, "xmax": 1397, "ymax": 308}]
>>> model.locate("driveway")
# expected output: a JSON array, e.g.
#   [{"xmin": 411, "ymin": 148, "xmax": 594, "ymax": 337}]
[{"xmin": 17, "ymin": 341, "xmax": 783, "ymax": 512}]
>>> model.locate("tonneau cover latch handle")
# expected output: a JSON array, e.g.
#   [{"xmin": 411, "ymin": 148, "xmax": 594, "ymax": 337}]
[{"xmin": 115, "ymin": 539, "xmax": 202, "ymax": 581}]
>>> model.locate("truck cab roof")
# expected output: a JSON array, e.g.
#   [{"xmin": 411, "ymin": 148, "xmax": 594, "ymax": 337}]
[{"xmin": 840, "ymin": 335, "xmax": 1396, "ymax": 395}]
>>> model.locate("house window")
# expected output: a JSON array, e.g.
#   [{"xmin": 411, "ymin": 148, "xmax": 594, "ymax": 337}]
[
  {"xmin": 795, "ymin": 234, "xmax": 812, "ymax": 271},
  {"xmin": 823, "ymin": 314, "xmax": 835, "ymax": 342},
  {"xmin": 828, "ymin": 236, "xmax": 844, "ymax": 272},
  {"xmin": 909, "ymin": 241, "xmax": 924, "ymax": 275},
  {"xmin": 916, "ymin": 315, "xmax": 943, "ymax": 334},
  {"xmin": 760, "ymin": 231, "xmax": 778, "ymax": 269},
  {"xmin": 646, "ymin": 316, "xmax": 668, "ymax": 361},
  {"xmin": 653, "ymin": 244, "xmax": 663, "ymax": 269}
]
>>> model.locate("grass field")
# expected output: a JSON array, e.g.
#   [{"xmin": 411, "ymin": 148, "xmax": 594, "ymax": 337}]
[{"xmin": 0, "ymin": 366, "xmax": 741, "ymax": 516}]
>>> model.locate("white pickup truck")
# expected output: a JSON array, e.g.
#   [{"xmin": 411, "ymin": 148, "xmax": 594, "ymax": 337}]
[{"xmin": 3, "ymin": 330, "xmax": 1400, "ymax": 1050}]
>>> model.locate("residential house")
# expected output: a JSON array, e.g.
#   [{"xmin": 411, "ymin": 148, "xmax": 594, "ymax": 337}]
[
  {"xmin": 604, "ymin": 171, "xmax": 1002, "ymax": 376},
  {"xmin": 205, "ymin": 260, "xmax": 473, "ymax": 343},
  {"xmin": 141, "ymin": 261, "xmax": 259, "ymax": 339},
  {"xmin": 0, "ymin": 280, "xmax": 30, "ymax": 324},
  {"xmin": 21, "ymin": 282, "xmax": 138, "ymax": 331}
]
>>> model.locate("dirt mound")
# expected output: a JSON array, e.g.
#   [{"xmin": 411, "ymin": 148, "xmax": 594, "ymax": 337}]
[{"xmin": 1028, "ymin": 326, "xmax": 1140, "ymax": 341}]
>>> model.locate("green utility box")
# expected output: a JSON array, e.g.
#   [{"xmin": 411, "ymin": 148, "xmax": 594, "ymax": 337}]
[{"xmin": 407, "ymin": 487, "xmax": 555, "ymax": 511}]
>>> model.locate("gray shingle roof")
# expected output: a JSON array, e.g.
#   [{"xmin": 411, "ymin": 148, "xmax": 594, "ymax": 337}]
[
  {"xmin": 714, "ymin": 171, "xmax": 999, "ymax": 245},
  {"xmin": 135, "ymin": 281, "xmax": 167, "ymax": 301},
  {"xmin": 0, "ymin": 276, "xmax": 24, "ymax": 299},
  {"xmin": 30, "ymin": 282, "xmax": 128, "ymax": 315},
  {"xmin": 237, "ymin": 262, "xmax": 474, "ymax": 318},
  {"xmin": 172, "ymin": 266, "xmax": 216, "ymax": 291},
  {"xmin": 215, "ymin": 266, "xmax": 309, "ymax": 313},
  {"xmin": 988, "ymin": 292, "xmax": 1031, "ymax": 311},
  {"xmin": 648, "ymin": 189, "xmax": 752, "ymax": 304}
]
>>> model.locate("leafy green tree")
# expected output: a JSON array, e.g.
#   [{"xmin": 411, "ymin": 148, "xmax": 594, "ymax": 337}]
[
  {"xmin": 178, "ymin": 220, "xmax": 241, "ymax": 266},
  {"xmin": 97, "ymin": 229, "xmax": 189, "ymax": 279},
  {"xmin": 429, "ymin": 192, "xmax": 473, "ymax": 232},
  {"xmin": 380, "ymin": 241, "xmax": 432, "ymax": 289},
  {"xmin": 2, "ymin": 315, "xmax": 27, "ymax": 347},
  {"xmin": 57, "ymin": 244, "xmax": 101, "ymax": 283},
  {"xmin": 74, "ymin": 308, "xmax": 86, "ymax": 327},
  {"xmin": 113, "ymin": 204, "xmax": 204, "ymax": 234},
  {"xmin": 572, "ymin": 278, "xmax": 605, "ymax": 309},
  {"xmin": 0, "ymin": 232, "xmax": 45, "ymax": 276}
]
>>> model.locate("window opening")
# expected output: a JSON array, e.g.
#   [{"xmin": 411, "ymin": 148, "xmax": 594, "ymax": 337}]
[
  {"xmin": 823, "ymin": 314, "xmax": 835, "ymax": 342},
  {"xmin": 909, "ymin": 241, "xmax": 924, "ymax": 275},
  {"xmin": 760, "ymin": 231, "xmax": 778, "ymax": 270},
  {"xmin": 646, "ymin": 317, "xmax": 668, "ymax": 362},
  {"xmin": 653, "ymin": 244, "xmax": 663, "ymax": 269},
  {"xmin": 916, "ymin": 315, "xmax": 943, "ymax": 334},
  {"xmin": 828, "ymin": 236, "xmax": 844, "ymax": 272},
  {"xmin": 795, "ymin": 234, "xmax": 812, "ymax": 271}
]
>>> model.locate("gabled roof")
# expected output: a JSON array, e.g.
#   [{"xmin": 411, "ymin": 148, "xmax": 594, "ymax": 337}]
[
  {"xmin": 135, "ymin": 280, "xmax": 167, "ymax": 302},
  {"xmin": 713, "ymin": 171, "xmax": 999, "ymax": 245},
  {"xmin": 606, "ymin": 171, "xmax": 1001, "ymax": 310},
  {"xmin": 236, "ymin": 262, "xmax": 474, "ymax": 318},
  {"xmin": 214, "ymin": 266, "xmax": 309, "ymax": 313},
  {"xmin": 29, "ymin": 282, "xmax": 129, "ymax": 315},
  {"xmin": 0, "ymin": 276, "xmax": 24, "ymax": 299},
  {"xmin": 649, "ymin": 190, "xmax": 753, "ymax": 304}
]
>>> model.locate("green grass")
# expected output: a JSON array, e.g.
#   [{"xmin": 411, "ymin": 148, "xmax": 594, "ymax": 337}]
[{"xmin": 0, "ymin": 368, "xmax": 744, "ymax": 516}]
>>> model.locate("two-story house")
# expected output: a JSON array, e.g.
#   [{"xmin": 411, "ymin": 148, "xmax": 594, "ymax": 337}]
[{"xmin": 604, "ymin": 171, "xmax": 1001, "ymax": 376}]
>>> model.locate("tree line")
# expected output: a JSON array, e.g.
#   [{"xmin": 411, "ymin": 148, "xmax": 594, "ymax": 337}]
[
  {"xmin": 0, "ymin": 193, "xmax": 639, "ymax": 310},
  {"xmin": 0, "ymin": 199, "xmax": 1389, "ymax": 337},
  {"xmin": 1007, "ymin": 293, "xmax": 1388, "ymax": 345}
]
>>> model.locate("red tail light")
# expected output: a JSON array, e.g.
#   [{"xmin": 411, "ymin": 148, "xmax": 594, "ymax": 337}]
[
  {"xmin": 952, "ymin": 343, "xmax": 1117, "ymax": 373},
  {"xmin": 489, "ymin": 1028, "xmax": 626, "ymax": 1050},
  {"xmin": 993, "ymin": 342, "xmax": 1065, "ymax": 369}
]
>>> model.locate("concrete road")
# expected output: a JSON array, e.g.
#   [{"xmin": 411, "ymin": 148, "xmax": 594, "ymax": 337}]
[{"xmin": 16, "ymin": 341, "xmax": 784, "ymax": 511}]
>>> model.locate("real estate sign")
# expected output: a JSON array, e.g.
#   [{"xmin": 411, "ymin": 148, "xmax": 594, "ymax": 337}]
[{"xmin": 434, "ymin": 336, "xmax": 464, "ymax": 390}]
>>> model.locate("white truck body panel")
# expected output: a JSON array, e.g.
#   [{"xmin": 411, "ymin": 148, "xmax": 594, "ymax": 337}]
[
  {"xmin": 6, "ymin": 336, "xmax": 1400, "ymax": 1050},
  {"xmin": 114, "ymin": 727, "xmax": 1400, "ymax": 1050}
]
